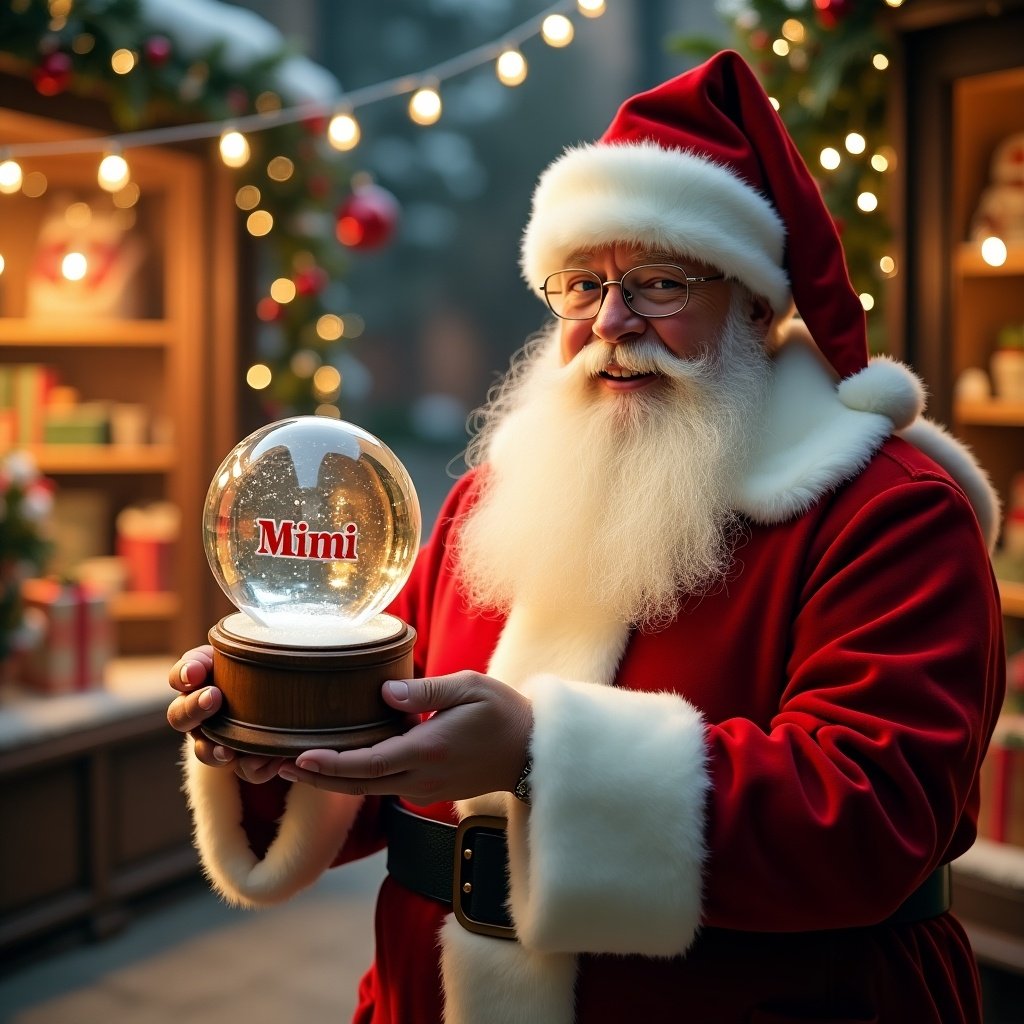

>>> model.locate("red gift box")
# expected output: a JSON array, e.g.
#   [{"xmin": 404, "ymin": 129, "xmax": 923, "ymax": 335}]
[
  {"xmin": 20, "ymin": 577, "xmax": 114, "ymax": 693},
  {"xmin": 978, "ymin": 714, "xmax": 1024, "ymax": 846}
]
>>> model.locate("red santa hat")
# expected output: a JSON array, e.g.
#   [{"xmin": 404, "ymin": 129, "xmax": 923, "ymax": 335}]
[{"xmin": 520, "ymin": 49, "xmax": 868, "ymax": 379}]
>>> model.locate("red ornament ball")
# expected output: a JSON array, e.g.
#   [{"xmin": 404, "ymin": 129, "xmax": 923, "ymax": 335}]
[
  {"xmin": 33, "ymin": 51, "xmax": 73, "ymax": 96},
  {"xmin": 335, "ymin": 184, "xmax": 399, "ymax": 250},
  {"xmin": 294, "ymin": 266, "xmax": 328, "ymax": 296},
  {"xmin": 144, "ymin": 35, "xmax": 173, "ymax": 67},
  {"xmin": 813, "ymin": 0, "xmax": 853, "ymax": 30}
]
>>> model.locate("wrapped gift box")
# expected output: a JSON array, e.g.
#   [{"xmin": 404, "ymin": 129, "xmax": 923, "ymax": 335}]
[
  {"xmin": 116, "ymin": 502, "xmax": 179, "ymax": 592},
  {"xmin": 978, "ymin": 714, "xmax": 1024, "ymax": 846},
  {"xmin": 20, "ymin": 578, "xmax": 114, "ymax": 694}
]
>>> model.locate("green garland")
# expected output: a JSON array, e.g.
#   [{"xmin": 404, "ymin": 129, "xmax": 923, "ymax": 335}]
[
  {"xmin": 671, "ymin": 0, "xmax": 894, "ymax": 354},
  {"xmin": 0, "ymin": 0, "xmax": 353, "ymax": 415}
]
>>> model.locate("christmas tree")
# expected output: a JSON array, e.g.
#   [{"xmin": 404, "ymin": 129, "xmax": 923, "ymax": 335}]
[{"xmin": 672, "ymin": 0, "xmax": 897, "ymax": 353}]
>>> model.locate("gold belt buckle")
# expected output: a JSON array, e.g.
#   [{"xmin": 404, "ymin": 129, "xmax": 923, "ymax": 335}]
[{"xmin": 452, "ymin": 814, "xmax": 516, "ymax": 940}]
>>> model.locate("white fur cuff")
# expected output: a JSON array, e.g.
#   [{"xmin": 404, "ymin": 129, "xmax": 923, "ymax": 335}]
[
  {"xmin": 183, "ymin": 744, "xmax": 362, "ymax": 907},
  {"xmin": 506, "ymin": 676, "xmax": 709, "ymax": 956}
]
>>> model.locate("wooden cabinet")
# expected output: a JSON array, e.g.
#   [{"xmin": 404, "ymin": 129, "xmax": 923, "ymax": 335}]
[
  {"xmin": 889, "ymin": 0, "xmax": 1024, "ymax": 978},
  {"xmin": 0, "ymin": 102, "xmax": 238, "ymax": 657},
  {"xmin": 0, "ymin": 85, "xmax": 240, "ymax": 952}
]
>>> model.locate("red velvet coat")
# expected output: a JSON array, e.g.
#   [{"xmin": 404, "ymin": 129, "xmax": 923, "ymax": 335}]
[{"xmin": 185, "ymin": 337, "xmax": 1004, "ymax": 1024}]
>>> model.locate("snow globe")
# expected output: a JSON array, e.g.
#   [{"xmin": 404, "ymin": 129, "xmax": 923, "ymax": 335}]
[{"xmin": 199, "ymin": 416, "xmax": 420, "ymax": 755}]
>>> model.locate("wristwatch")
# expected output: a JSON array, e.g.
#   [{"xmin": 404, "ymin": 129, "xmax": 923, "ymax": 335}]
[{"xmin": 513, "ymin": 756, "xmax": 533, "ymax": 804}]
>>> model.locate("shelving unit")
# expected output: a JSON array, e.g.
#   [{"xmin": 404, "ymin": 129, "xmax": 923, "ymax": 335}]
[
  {"xmin": 889, "ymin": 1, "xmax": 1024, "ymax": 983},
  {"xmin": 0, "ymin": 90, "xmax": 240, "ymax": 952},
  {"xmin": 0, "ymin": 104, "xmax": 237, "ymax": 657}
]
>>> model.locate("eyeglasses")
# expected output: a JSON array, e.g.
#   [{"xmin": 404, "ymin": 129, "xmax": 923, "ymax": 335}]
[{"xmin": 541, "ymin": 264, "xmax": 725, "ymax": 321}]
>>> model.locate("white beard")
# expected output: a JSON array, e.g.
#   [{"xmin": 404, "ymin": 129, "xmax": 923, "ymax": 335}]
[{"xmin": 454, "ymin": 303, "xmax": 773, "ymax": 629}]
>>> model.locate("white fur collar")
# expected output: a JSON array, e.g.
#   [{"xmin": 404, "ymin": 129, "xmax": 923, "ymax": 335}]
[{"xmin": 734, "ymin": 323, "xmax": 999, "ymax": 550}]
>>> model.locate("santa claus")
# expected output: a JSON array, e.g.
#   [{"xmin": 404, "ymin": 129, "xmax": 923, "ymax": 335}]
[{"xmin": 168, "ymin": 51, "xmax": 1004, "ymax": 1024}]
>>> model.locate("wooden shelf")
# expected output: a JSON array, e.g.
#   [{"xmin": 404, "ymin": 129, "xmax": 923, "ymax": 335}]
[
  {"xmin": 998, "ymin": 579, "xmax": 1024, "ymax": 618},
  {"xmin": 957, "ymin": 244, "xmax": 1024, "ymax": 277},
  {"xmin": 27, "ymin": 444, "xmax": 176, "ymax": 474},
  {"xmin": 955, "ymin": 398, "xmax": 1024, "ymax": 427},
  {"xmin": 0, "ymin": 318, "xmax": 174, "ymax": 347}
]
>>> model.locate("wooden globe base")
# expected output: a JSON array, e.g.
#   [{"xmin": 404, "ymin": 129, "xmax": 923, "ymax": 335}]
[{"xmin": 200, "ymin": 615, "xmax": 417, "ymax": 757}]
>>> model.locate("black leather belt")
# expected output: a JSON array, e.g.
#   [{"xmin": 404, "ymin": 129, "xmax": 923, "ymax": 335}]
[
  {"xmin": 383, "ymin": 799, "xmax": 952, "ymax": 940},
  {"xmin": 385, "ymin": 799, "xmax": 515, "ymax": 938}
]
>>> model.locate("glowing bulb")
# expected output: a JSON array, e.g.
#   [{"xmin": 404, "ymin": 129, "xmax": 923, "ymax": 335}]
[
  {"xmin": 542, "ymin": 14, "xmax": 574, "ymax": 47},
  {"xmin": 267, "ymin": 156, "xmax": 294, "ymax": 182},
  {"xmin": 496, "ymin": 49, "xmax": 527, "ymax": 86},
  {"xmin": 884, "ymin": 0, "xmax": 904, "ymax": 6},
  {"xmin": 246, "ymin": 210, "xmax": 273, "ymax": 236},
  {"xmin": 820, "ymin": 147, "xmax": 841, "ymax": 170},
  {"xmin": 246, "ymin": 363, "xmax": 272, "ymax": 390},
  {"xmin": 98, "ymin": 153, "xmax": 130, "ymax": 191},
  {"xmin": 328, "ymin": 112, "xmax": 361, "ymax": 151},
  {"xmin": 981, "ymin": 236, "xmax": 1008, "ymax": 267},
  {"xmin": 782, "ymin": 18, "xmax": 805, "ymax": 43},
  {"xmin": 859, "ymin": 293, "xmax": 875, "ymax": 311},
  {"xmin": 857, "ymin": 191, "xmax": 878, "ymax": 212},
  {"xmin": 317, "ymin": 314, "xmax": 344, "ymax": 341},
  {"xmin": 220, "ymin": 130, "xmax": 250, "ymax": 168},
  {"xmin": 845, "ymin": 132, "xmax": 866, "ymax": 155},
  {"xmin": 0, "ymin": 254, "xmax": 5, "ymax": 274},
  {"xmin": 236, "ymin": 185, "xmax": 261, "ymax": 210},
  {"xmin": 772, "ymin": 39, "xmax": 790, "ymax": 56},
  {"xmin": 270, "ymin": 277, "xmax": 296, "ymax": 303},
  {"xmin": 62, "ymin": 252, "xmax": 87, "ymax": 281},
  {"xmin": 409, "ymin": 87, "xmax": 442, "ymax": 126},
  {"xmin": 110, "ymin": 48, "xmax": 136, "ymax": 74},
  {"xmin": 112, "ymin": 181, "xmax": 140, "ymax": 208},
  {"xmin": 872, "ymin": 53, "xmax": 889, "ymax": 70},
  {"xmin": 870, "ymin": 152, "xmax": 889, "ymax": 172},
  {"xmin": 0, "ymin": 160, "xmax": 23, "ymax": 194},
  {"xmin": 879, "ymin": 256, "xmax": 897, "ymax": 276},
  {"xmin": 577, "ymin": 0, "xmax": 605, "ymax": 16},
  {"xmin": 769, "ymin": 96, "xmax": 780, "ymax": 111},
  {"xmin": 313, "ymin": 365, "xmax": 342, "ymax": 398}
]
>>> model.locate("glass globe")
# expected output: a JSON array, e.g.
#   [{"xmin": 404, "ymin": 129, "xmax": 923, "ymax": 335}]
[{"xmin": 204, "ymin": 416, "xmax": 421, "ymax": 646}]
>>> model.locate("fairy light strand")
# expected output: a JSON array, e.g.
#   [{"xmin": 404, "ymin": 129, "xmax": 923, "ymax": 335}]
[{"xmin": 0, "ymin": 0, "xmax": 599, "ymax": 162}]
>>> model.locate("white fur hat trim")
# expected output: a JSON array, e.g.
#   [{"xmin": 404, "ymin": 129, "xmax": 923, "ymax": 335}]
[{"xmin": 520, "ymin": 140, "xmax": 791, "ymax": 312}]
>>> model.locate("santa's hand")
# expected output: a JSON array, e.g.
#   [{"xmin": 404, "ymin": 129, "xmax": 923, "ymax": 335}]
[
  {"xmin": 167, "ymin": 647, "xmax": 284, "ymax": 783},
  {"xmin": 277, "ymin": 672, "xmax": 533, "ymax": 803}
]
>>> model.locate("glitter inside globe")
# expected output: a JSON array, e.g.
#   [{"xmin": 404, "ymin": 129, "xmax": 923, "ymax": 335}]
[{"xmin": 203, "ymin": 417, "xmax": 421, "ymax": 646}]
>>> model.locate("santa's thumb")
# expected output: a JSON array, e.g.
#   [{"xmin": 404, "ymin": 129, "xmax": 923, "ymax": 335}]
[{"xmin": 382, "ymin": 675, "xmax": 473, "ymax": 713}]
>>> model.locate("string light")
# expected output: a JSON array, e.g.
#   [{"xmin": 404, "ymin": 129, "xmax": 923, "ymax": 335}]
[
  {"xmin": 409, "ymin": 86, "xmax": 442, "ymax": 126},
  {"xmin": 542, "ymin": 14, "xmax": 574, "ymax": 46},
  {"xmin": 870, "ymin": 152, "xmax": 889, "ymax": 172},
  {"xmin": 219, "ymin": 129, "xmax": 250, "ymax": 168},
  {"xmin": 859, "ymin": 293, "xmax": 875, "ymax": 311},
  {"xmin": 327, "ymin": 111, "xmax": 360, "ymax": 151},
  {"xmin": 0, "ymin": 1, "xmax": 603, "ymax": 183},
  {"xmin": 857, "ymin": 191, "xmax": 878, "ymax": 212},
  {"xmin": 872, "ymin": 53, "xmax": 889, "ymax": 71},
  {"xmin": 819, "ymin": 147, "xmax": 841, "ymax": 170},
  {"xmin": 981, "ymin": 236, "xmax": 1008, "ymax": 267},
  {"xmin": 879, "ymin": 255, "xmax": 897, "ymax": 276},
  {"xmin": 246, "ymin": 364, "xmax": 272, "ymax": 390},
  {"xmin": 496, "ymin": 49, "xmax": 528, "ymax": 87},
  {"xmin": 772, "ymin": 39, "xmax": 790, "ymax": 57},
  {"xmin": 0, "ymin": 159, "xmax": 24, "ymax": 194},
  {"xmin": 111, "ymin": 48, "xmax": 136, "ymax": 75},
  {"xmin": 98, "ymin": 151, "xmax": 130, "ymax": 191},
  {"xmin": 845, "ymin": 132, "xmax": 866, "ymax": 155},
  {"xmin": 781, "ymin": 18, "xmax": 805, "ymax": 43},
  {"xmin": 270, "ymin": 277, "xmax": 297, "ymax": 303},
  {"xmin": 61, "ymin": 252, "xmax": 88, "ymax": 281},
  {"xmin": 316, "ymin": 314, "xmax": 344, "ymax": 341}
]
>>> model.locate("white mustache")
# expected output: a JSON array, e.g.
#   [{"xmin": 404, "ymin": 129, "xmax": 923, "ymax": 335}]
[{"xmin": 571, "ymin": 339, "xmax": 712, "ymax": 382}]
